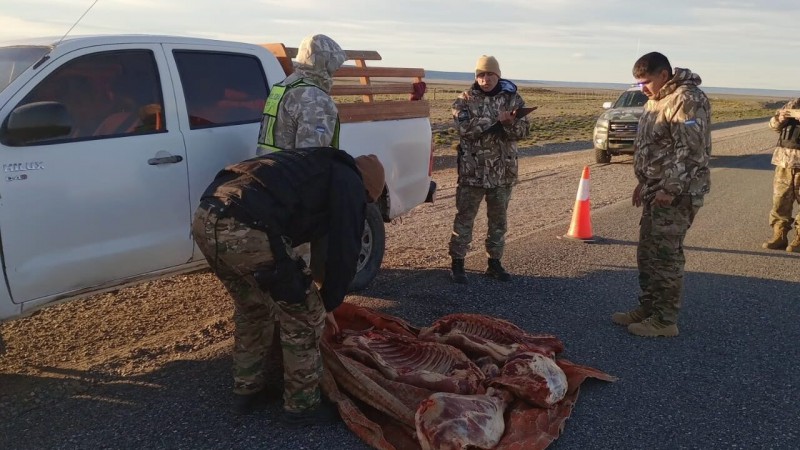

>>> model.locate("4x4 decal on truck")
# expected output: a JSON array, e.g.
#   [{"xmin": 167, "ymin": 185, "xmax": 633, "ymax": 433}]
[{"xmin": 6, "ymin": 174, "xmax": 28, "ymax": 182}]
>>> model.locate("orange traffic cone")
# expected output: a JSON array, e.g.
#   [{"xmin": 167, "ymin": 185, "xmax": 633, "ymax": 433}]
[{"xmin": 560, "ymin": 166, "xmax": 595, "ymax": 242}]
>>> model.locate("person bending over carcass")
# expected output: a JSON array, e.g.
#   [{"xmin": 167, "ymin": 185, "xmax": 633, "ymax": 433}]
[{"xmin": 191, "ymin": 147, "xmax": 385, "ymax": 424}]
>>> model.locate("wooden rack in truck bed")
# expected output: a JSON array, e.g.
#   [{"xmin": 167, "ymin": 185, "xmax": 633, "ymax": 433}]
[{"xmin": 262, "ymin": 43, "xmax": 430, "ymax": 122}]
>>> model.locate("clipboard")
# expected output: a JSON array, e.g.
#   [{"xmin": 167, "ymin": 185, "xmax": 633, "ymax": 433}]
[{"xmin": 514, "ymin": 106, "xmax": 538, "ymax": 118}]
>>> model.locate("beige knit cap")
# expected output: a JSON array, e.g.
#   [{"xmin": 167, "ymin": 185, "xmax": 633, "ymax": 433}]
[{"xmin": 475, "ymin": 55, "xmax": 501, "ymax": 77}]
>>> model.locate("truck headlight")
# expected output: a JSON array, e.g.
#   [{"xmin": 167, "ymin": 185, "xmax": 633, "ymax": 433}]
[
  {"xmin": 593, "ymin": 118, "xmax": 609, "ymax": 148},
  {"xmin": 594, "ymin": 118, "xmax": 609, "ymax": 133}
]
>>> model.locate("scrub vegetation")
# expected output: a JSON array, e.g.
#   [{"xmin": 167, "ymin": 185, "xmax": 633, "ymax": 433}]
[{"xmin": 414, "ymin": 82, "xmax": 782, "ymax": 152}]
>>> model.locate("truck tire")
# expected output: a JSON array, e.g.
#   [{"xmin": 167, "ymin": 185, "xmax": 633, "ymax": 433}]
[
  {"xmin": 349, "ymin": 203, "xmax": 385, "ymax": 291},
  {"xmin": 595, "ymin": 147, "xmax": 611, "ymax": 164}
]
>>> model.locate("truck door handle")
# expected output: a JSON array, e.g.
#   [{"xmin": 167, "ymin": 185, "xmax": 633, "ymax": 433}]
[{"xmin": 147, "ymin": 155, "xmax": 184, "ymax": 165}]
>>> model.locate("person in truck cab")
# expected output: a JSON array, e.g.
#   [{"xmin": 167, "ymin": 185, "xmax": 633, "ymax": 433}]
[
  {"xmin": 256, "ymin": 34, "xmax": 346, "ymax": 154},
  {"xmin": 448, "ymin": 55, "xmax": 531, "ymax": 284},
  {"xmin": 191, "ymin": 147, "xmax": 385, "ymax": 424}
]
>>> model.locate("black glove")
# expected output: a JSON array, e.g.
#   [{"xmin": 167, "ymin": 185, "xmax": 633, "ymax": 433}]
[{"xmin": 253, "ymin": 258, "xmax": 311, "ymax": 304}]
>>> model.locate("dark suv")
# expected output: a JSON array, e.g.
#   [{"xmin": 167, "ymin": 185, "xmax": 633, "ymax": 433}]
[{"xmin": 592, "ymin": 86, "xmax": 648, "ymax": 163}]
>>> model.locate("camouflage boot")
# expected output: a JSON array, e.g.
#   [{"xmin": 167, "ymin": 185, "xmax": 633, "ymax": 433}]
[
  {"xmin": 762, "ymin": 226, "xmax": 789, "ymax": 250},
  {"xmin": 627, "ymin": 316, "xmax": 679, "ymax": 338},
  {"xmin": 485, "ymin": 258, "xmax": 511, "ymax": 282},
  {"xmin": 610, "ymin": 307, "xmax": 650, "ymax": 326},
  {"xmin": 451, "ymin": 258, "xmax": 468, "ymax": 284},
  {"xmin": 787, "ymin": 232, "xmax": 800, "ymax": 253}
]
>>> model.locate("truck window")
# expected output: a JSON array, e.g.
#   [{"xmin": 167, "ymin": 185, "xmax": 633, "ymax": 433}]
[
  {"xmin": 172, "ymin": 51, "xmax": 268, "ymax": 130},
  {"xmin": 614, "ymin": 90, "xmax": 648, "ymax": 108},
  {"xmin": 0, "ymin": 45, "xmax": 50, "ymax": 93},
  {"xmin": 1, "ymin": 50, "xmax": 166, "ymax": 146}
]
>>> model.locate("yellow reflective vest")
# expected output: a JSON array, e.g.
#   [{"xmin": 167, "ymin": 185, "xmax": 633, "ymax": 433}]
[{"xmin": 257, "ymin": 79, "xmax": 340, "ymax": 154}]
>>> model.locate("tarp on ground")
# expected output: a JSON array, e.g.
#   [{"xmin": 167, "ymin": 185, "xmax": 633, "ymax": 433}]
[{"xmin": 320, "ymin": 303, "xmax": 616, "ymax": 450}]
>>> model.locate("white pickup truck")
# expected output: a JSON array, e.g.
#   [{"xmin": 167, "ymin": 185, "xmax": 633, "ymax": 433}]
[{"xmin": 0, "ymin": 35, "xmax": 435, "ymax": 323}]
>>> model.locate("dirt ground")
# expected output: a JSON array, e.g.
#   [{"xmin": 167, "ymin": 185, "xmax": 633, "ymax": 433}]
[{"xmin": 0, "ymin": 119, "xmax": 774, "ymax": 428}]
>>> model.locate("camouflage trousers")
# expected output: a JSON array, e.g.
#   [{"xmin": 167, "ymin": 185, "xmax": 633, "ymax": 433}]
[
  {"xmin": 449, "ymin": 184, "xmax": 513, "ymax": 259},
  {"xmin": 637, "ymin": 195, "xmax": 702, "ymax": 325},
  {"xmin": 191, "ymin": 203, "xmax": 326, "ymax": 412},
  {"xmin": 768, "ymin": 166, "xmax": 800, "ymax": 232}
]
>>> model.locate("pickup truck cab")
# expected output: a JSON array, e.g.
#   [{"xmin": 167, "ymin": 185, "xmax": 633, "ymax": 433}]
[{"xmin": 0, "ymin": 35, "xmax": 434, "ymax": 323}]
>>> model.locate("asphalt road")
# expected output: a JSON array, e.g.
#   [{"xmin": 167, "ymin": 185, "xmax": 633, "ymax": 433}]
[
  {"xmin": 2, "ymin": 123, "xmax": 798, "ymax": 449},
  {"xmin": 366, "ymin": 142, "xmax": 800, "ymax": 449}
]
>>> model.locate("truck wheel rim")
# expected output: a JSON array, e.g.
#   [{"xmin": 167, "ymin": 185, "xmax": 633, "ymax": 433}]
[{"xmin": 357, "ymin": 222, "xmax": 373, "ymax": 271}]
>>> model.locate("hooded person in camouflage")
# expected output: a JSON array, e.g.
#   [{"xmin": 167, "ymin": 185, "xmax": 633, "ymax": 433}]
[
  {"xmin": 256, "ymin": 34, "xmax": 347, "ymax": 154},
  {"xmin": 761, "ymin": 98, "xmax": 800, "ymax": 252},
  {"xmin": 448, "ymin": 55, "xmax": 531, "ymax": 284},
  {"xmin": 256, "ymin": 34, "xmax": 348, "ymax": 284},
  {"xmin": 612, "ymin": 52, "xmax": 711, "ymax": 338}
]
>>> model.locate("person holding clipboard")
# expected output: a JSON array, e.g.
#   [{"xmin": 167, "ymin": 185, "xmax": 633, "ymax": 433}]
[{"xmin": 448, "ymin": 55, "xmax": 533, "ymax": 284}]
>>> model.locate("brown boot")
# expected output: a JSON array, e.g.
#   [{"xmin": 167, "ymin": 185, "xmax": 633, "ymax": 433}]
[
  {"xmin": 611, "ymin": 307, "xmax": 650, "ymax": 326},
  {"xmin": 627, "ymin": 316, "xmax": 679, "ymax": 337},
  {"xmin": 787, "ymin": 233, "xmax": 800, "ymax": 253},
  {"xmin": 762, "ymin": 226, "xmax": 789, "ymax": 250}
]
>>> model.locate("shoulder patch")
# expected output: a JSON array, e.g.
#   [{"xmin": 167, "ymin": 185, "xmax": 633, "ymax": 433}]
[
  {"xmin": 315, "ymin": 125, "xmax": 327, "ymax": 133},
  {"xmin": 457, "ymin": 110, "xmax": 470, "ymax": 122}
]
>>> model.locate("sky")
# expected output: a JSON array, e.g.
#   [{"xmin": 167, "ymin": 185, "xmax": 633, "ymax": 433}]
[{"xmin": 2, "ymin": 0, "xmax": 799, "ymax": 91}]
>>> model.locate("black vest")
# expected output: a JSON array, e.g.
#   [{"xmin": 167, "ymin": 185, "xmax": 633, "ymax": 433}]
[
  {"xmin": 201, "ymin": 147, "xmax": 362, "ymax": 244},
  {"xmin": 779, "ymin": 118, "xmax": 800, "ymax": 149}
]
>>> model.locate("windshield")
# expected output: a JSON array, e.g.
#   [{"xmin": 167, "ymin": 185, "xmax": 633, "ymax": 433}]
[
  {"xmin": 0, "ymin": 45, "xmax": 50, "ymax": 93},
  {"xmin": 613, "ymin": 90, "xmax": 648, "ymax": 108}
]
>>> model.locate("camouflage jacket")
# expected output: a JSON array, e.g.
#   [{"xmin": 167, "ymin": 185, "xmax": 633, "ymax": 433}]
[
  {"xmin": 257, "ymin": 34, "xmax": 346, "ymax": 153},
  {"xmin": 634, "ymin": 68, "xmax": 712, "ymax": 198},
  {"xmin": 768, "ymin": 98, "xmax": 800, "ymax": 168},
  {"xmin": 452, "ymin": 80, "xmax": 530, "ymax": 188}
]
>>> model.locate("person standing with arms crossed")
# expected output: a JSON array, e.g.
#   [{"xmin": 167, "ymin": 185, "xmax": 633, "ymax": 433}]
[
  {"xmin": 448, "ymin": 55, "xmax": 530, "ymax": 284},
  {"xmin": 761, "ymin": 98, "xmax": 800, "ymax": 252},
  {"xmin": 612, "ymin": 52, "xmax": 711, "ymax": 337}
]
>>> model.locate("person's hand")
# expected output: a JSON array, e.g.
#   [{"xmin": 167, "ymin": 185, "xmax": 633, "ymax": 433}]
[
  {"xmin": 632, "ymin": 183, "xmax": 644, "ymax": 207},
  {"xmin": 498, "ymin": 110, "xmax": 515, "ymax": 126},
  {"xmin": 651, "ymin": 190, "xmax": 675, "ymax": 207},
  {"xmin": 325, "ymin": 312, "xmax": 339, "ymax": 335},
  {"xmin": 778, "ymin": 109, "xmax": 791, "ymax": 121}
]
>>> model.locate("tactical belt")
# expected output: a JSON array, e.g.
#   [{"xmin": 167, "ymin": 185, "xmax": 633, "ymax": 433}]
[{"xmin": 199, "ymin": 197, "xmax": 230, "ymax": 218}]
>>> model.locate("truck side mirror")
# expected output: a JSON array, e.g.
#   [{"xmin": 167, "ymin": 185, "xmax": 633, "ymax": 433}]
[
  {"xmin": 602, "ymin": 101, "xmax": 613, "ymax": 109},
  {"xmin": 1, "ymin": 101, "xmax": 73, "ymax": 146}
]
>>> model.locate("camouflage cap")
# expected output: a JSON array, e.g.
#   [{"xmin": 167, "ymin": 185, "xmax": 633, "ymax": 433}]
[{"xmin": 296, "ymin": 34, "xmax": 347, "ymax": 77}]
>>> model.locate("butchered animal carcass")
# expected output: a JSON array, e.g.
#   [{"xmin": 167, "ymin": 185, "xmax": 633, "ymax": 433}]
[
  {"xmin": 339, "ymin": 329, "xmax": 485, "ymax": 394},
  {"xmin": 488, "ymin": 351, "xmax": 568, "ymax": 408},
  {"xmin": 418, "ymin": 314, "xmax": 565, "ymax": 362},
  {"xmin": 415, "ymin": 387, "xmax": 513, "ymax": 450},
  {"xmin": 320, "ymin": 304, "xmax": 617, "ymax": 450}
]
